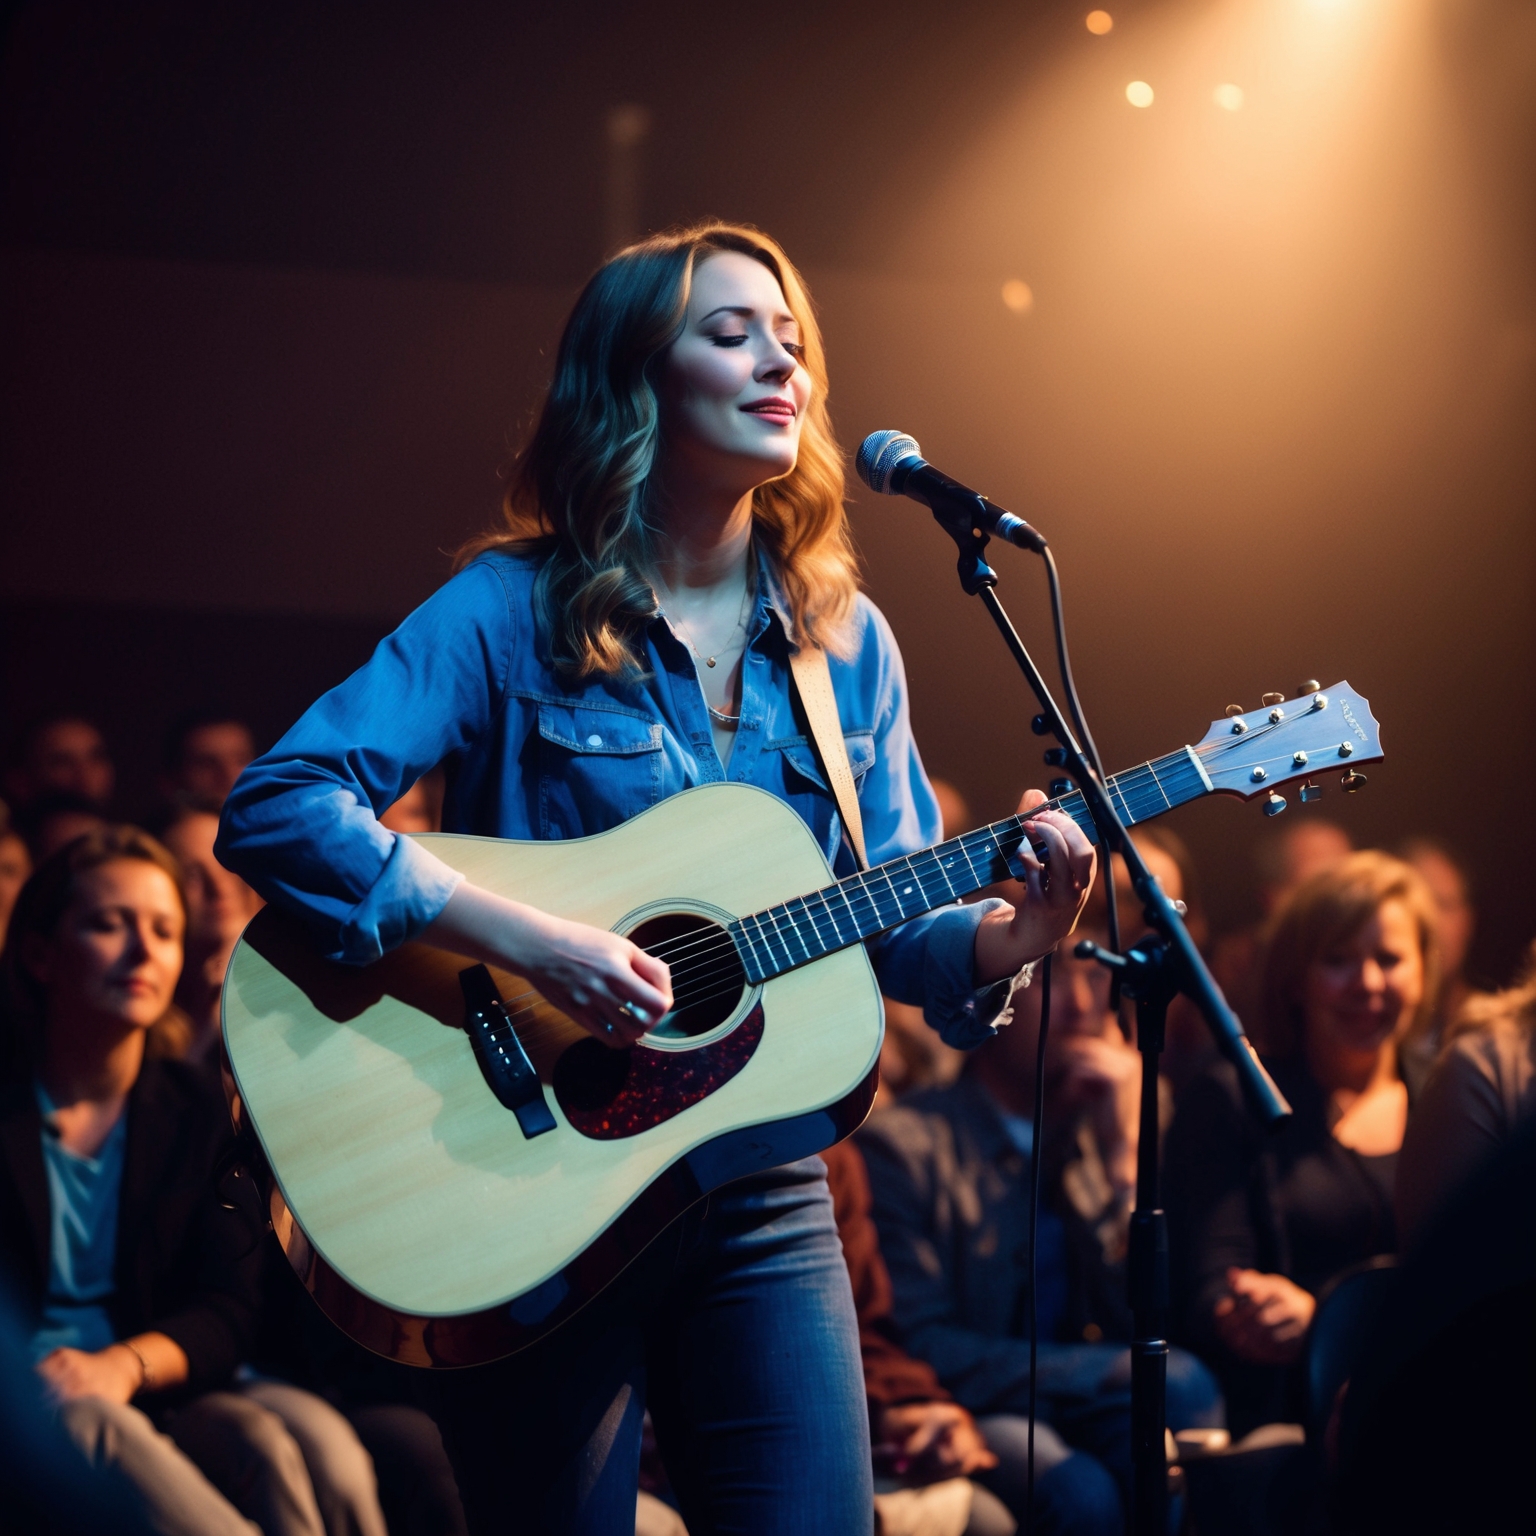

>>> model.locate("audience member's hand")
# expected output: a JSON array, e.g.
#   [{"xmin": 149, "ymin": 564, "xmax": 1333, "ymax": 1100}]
[
  {"xmin": 1052, "ymin": 1030, "xmax": 1141, "ymax": 1190},
  {"xmin": 36, "ymin": 1343, "xmax": 143, "ymax": 1405},
  {"xmin": 1213, "ymin": 1267, "xmax": 1317, "ymax": 1364},
  {"xmin": 873, "ymin": 1401, "xmax": 998, "ymax": 1483}
]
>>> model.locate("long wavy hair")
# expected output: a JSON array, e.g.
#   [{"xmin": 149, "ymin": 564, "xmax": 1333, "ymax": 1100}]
[
  {"xmin": 2, "ymin": 826, "xmax": 192, "ymax": 1075},
  {"xmin": 1260, "ymin": 850, "xmax": 1440, "ymax": 1059},
  {"xmin": 457, "ymin": 222, "xmax": 859, "ymax": 679}
]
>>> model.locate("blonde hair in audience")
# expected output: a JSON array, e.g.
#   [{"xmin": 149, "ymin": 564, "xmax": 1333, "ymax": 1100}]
[
  {"xmin": 1447, "ymin": 941, "xmax": 1536, "ymax": 1046},
  {"xmin": 1261, "ymin": 850, "xmax": 1440, "ymax": 1057}
]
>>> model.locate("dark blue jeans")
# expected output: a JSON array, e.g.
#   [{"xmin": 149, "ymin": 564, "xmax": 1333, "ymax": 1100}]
[{"xmin": 428, "ymin": 1158, "xmax": 873, "ymax": 1536}]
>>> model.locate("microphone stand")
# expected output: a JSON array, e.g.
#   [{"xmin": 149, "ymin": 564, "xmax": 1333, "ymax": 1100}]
[{"xmin": 930, "ymin": 513, "xmax": 1292, "ymax": 1536}]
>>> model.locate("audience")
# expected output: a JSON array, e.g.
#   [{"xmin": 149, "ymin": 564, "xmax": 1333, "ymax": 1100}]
[
  {"xmin": 1396, "ymin": 945, "xmax": 1536, "ymax": 1249},
  {"xmin": 161, "ymin": 711, "xmax": 258, "ymax": 807},
  {"xmin": 821, "ymin": 1138, "xmax": 1012, "ymax": 1536},
  {"xmin": 1166, "ymin": 850, "xmax": 1437, "ymax": 1435},
  {"xmin": 16, "ymin": 790, "xmax": 113, "ymax": 863},
  {"xmin": 0, "ymin": 691, "xmax": 1529, "ymax": 1534},
  {"xmin": 4, "ymin": 713, "xmax": 116, "ymax": 813},
  {"xmin": 0, "ymin": 808, "xmax": 31, "ymax": 951},
  {"xmin": 859, "ymin": 887, "xmax": 1223, "ymax": 1534},
  {"xmin": 1396, "ymin": 836, "xmax": 1483, "ymax": 1093},
  {"xmin": 147, "ymin": 799, "xmax": 263, "ymax": 1066},
  {"xmin": 0, "ymin": 827, "xmax": 389, "ymax": 1536},
  {"xmin": 1209, "ymin": 819, "xmax": 1353, "ymax": 1047}
]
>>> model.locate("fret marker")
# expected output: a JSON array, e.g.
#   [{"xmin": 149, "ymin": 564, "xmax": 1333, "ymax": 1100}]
[{"xmin": 903, "ymin": 885, "xmax": 913, "ymax": 895}]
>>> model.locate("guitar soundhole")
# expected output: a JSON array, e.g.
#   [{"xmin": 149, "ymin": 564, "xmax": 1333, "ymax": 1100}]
[{"xmin": 627, "ymin": 912, "xmax": 746, "ymax": 1040}]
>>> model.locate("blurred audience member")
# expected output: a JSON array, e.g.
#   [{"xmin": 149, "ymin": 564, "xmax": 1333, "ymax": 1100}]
[
  {"xmin": 1396, "ymin": 836, "xmax": 1484, "ymax": 1092},
  {"xmin": 147, "ymin": 800, "xmax": 263, "ymax": 1065},
  {"xmin": 1209, "ymin": 819, "xmax": 1353, "ymax": 1049},
  {"xmin": 860, "ymin": 895, "xmax": 1222, "ymax": 1532},
  {"xmin": 161, "ymin": 711, "xmax": 257, "ymax": 807},
  {"xmin": 17, "ymin": 791, "xmax": 112, "ymax": 863},
  {"xmin": 822, "ymin": 1138, "xmax": 1012, "ymax": 1536},
  {"xmin": 1396, "ymin": 946, "xmax": 1536, "ymax": 1249},
  {"xmin": 4, "ymin": 713, "xmax": 115, "ymax": 812},
  {"xmin": 1167, "ymin": 851, "xmax": 1436, "ymax": 1433},
  {"xmin": 0, "ymin": 809, "xmax": 32, "ymax": 951},
  {"xmin": 0, "ymin": 828, "xmax": 280, "ymax": 1534},
  {"xmin": 378, "ymin": 767, "xmax": 446, "ymax": 837},
  {"xmin": 878, "ymin": 777, "xmax": 971, "ymax": 1104}
]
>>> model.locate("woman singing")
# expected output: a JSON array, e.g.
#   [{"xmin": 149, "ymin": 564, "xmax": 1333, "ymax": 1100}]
[{"xmin": 219, "ymin": 222, "xmax": 1096, "ymax": 1535}]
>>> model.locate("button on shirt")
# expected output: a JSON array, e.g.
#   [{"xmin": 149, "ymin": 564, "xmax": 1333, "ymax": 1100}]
[
  {"xmin": 218, "ymin": 551, "xmax": 1015, "ymax": 1047},
  {"xmin": 32, "ymin": 1083, "xmax": 126, "ymax": 1360}
]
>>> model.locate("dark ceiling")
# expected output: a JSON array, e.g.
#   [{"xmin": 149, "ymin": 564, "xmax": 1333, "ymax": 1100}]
[{"xmin": 0, "ymin": 0, "xmax": 1079, "ymax": 284}]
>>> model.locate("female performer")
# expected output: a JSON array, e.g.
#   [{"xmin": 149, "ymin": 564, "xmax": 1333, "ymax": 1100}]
[{"xmin": 219, "ymin": 222, "xmax": 1096, "ymax": 1535}]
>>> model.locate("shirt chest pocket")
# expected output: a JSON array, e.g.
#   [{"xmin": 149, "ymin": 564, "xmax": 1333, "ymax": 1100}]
[
  {"xmin": 770, "ymin": 729, "xmax": 877, "ymax": 796},
  {"xmin": 534, "ymin": 703, "xmax": 664, "ymax": 839}
]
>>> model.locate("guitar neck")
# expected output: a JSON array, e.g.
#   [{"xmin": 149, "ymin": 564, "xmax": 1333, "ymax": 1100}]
[{"xmin": 728, "ymin": 746, "xmax": 1212, "ymax": 986}]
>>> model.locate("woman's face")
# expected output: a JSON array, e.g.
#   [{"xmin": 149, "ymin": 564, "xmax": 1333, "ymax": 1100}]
[
  {"xmin": 657, "ymin": 250, "xmax": 812, "ymax": 495},
  {"xmin": 1302, "ymin": 898, "xmax": 1425, "ymax": 1061},
  {"xmin": 30, "ymin": 859, "xmax": 185, "ymax": 1034}
]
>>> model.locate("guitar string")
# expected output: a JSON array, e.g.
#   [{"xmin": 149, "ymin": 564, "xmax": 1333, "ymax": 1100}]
[{"xmin": 472, "ymin": 714, "xmax": 1345, "ymax": 1042}]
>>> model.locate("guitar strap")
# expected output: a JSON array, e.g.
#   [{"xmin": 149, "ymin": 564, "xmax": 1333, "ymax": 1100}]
[{"xmin": 788, "ymin": 642, "xmax": 869, "ymax": 871}]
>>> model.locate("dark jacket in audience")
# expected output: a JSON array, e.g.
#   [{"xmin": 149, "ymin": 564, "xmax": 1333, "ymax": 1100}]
[
  {"xmin": 857, "ymin": 1074, "xmax": 1132, "ymax": 1413},
  {"xmin": 1396, "ymin": 1012, "xmax": 1536, "ymax": 1249},
  {"xmin": 0, "ymin": 1058, "xmax": 262, "ymax": 1400},
  {"xmin": 1166, "ymin": 1052, "xmax": 1400, "ymax": 1430}
]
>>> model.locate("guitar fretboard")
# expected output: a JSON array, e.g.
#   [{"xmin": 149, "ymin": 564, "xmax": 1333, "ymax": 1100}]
[{"xmin": 728, "ymin": 745, "xmax": 1210, "ymax": 985}]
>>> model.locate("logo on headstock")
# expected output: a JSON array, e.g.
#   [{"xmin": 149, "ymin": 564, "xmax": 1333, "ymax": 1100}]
[{"xmin": 1339, "ymin": 701, "xmax": 1369, "ymax": 743}]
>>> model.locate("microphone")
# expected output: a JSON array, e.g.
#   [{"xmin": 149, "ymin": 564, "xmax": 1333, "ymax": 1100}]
[{"xmin": 855, "ymin": 430, "xmax": 1047, "ymax": 554}]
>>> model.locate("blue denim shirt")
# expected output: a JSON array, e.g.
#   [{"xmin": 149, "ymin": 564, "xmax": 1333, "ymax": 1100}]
[{"xmin": 217, "ymin": 551, "xmax": 1013, "ymax": 1047}]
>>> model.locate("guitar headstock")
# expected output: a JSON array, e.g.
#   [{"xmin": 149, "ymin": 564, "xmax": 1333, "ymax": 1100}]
[{"xmin": 1192, "ymin": 682, "xmax": 1382, "ymax": 815}]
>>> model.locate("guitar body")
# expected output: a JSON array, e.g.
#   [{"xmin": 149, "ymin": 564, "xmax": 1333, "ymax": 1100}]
[{"xmin": 222, "ymin": 782, "xmax": 883, "ymax": 1367}]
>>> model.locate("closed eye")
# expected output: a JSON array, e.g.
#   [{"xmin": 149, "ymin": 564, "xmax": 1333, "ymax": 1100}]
[{"xmin": 710, "ymin": 334, "xmax": 748, "ymax": 348}]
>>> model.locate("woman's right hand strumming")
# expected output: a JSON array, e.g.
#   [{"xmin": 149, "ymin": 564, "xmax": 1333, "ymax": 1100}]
[{"xmin": 424, "ymin": 884, "xmax": 672, "ymax": 1046}]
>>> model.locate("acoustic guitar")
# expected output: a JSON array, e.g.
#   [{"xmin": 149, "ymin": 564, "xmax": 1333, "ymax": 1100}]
[{"xmin": 221, "ymin": 682, "xmax": 1381, "ymax": 1366}]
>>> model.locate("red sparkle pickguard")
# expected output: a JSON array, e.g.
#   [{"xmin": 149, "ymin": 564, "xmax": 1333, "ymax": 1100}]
[{"xmin": 553, "ymin": 1003, "xmax": 765, "ymax": 1139}]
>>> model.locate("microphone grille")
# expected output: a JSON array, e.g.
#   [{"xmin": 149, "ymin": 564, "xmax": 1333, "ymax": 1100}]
[{"xmin": 856, "ymin": 430, "xmax": 924, "ymax": 495}]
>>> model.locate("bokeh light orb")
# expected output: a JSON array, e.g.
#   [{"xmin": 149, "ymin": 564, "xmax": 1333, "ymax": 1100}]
[
  {"xmin": 1213, "ymin": 83, "xmax": 1245, "ymax": 111},
  {"xmin": 1085, "ymin": 10, "xmax": 1113, "ymax": 35},
  {"xmin": 1125, "ymin": 80, "xmax": 1154, "ymax": 108},
  {"xmin": 1001, "ymin": 279, "xmax": 1035, "ymax": 314}
]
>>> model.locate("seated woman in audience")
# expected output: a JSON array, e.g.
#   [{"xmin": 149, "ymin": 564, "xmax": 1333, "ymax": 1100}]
[
  {"xmin": 1166, "ymin": 850, "xmax": 1437, "ymax": 1433},
  {"xmin": 1396, "ymin": 945, "xmax": 1536, "ymax": 1248},
  {"xmin": 0, "ymin": 828, "xmax": 382, "ymax": 1536}
]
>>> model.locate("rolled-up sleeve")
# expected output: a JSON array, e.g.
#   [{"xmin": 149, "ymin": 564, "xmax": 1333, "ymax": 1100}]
[
  {"xmin": 216, "ymin": 559, "xmax": 512, "ymax": 963},
  {"xmin": 851, "ymin": 603, "xmax": 1020, "ymax": 1049}
]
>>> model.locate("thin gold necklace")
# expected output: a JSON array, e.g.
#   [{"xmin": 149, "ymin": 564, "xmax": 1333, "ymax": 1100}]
[{"xmin": 654, "ymin": 569, "xmax": 754, "ymax": 671}]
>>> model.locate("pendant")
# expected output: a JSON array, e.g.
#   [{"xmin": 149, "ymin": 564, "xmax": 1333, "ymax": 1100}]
[{"xmin": 706, "ymin": 657, "xmax": 717, "ymax": 668}]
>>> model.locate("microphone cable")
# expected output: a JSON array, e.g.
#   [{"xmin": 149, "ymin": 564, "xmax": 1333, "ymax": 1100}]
[
  {"xmin": 1040, "ymin": 545, "xmax": 1122, "ymax": 997},
  {"xmin": 1025, "ymin": 949, "xmax": 1053, "ymax": 1535}
]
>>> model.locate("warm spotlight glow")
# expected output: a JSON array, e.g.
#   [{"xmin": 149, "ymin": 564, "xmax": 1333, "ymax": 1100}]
[
  {"xmin": 1001, "ymin": 279, "xmax": 1035, "ymax": 314},
  {"xmin": 1125, "ymin": 80, "xmax": 1154, "ymax": 108},
  {"xmin": 1213, "ymin": 83, "xmax": 1245, "ymax": 112},
  {"xmin": 1085, "ymin": 11, "xmax": 1113, "ymax": 35}
]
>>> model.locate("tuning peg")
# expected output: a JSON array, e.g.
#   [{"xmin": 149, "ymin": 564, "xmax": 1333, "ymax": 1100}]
[
  {"xmin": 1294, "ymin": 680, "xmax": 1321, "ymax": 698},
  {"xmin": 1263, "ymin": 792, "xmax": 1288, "ymax": 817},
  {"xmin": 1299, "ymin": 781, "xmax": 1323, "ymax": 803},
  {"xmin": 1224, "ymin": 704, "xmax": 1246, "ymax": 718},
  {"xmin": 1049, "ymin": 778, "xmax": 1073, "ymax": 797},
  {"xmin": 1340, "ymin": 770, "xmax": 1367, "ymax": 793},
  {"xmin": 1032, "ymin": 713, "xmax": 1050, "ymax": 737},
  {"xmin": 1261, "ymin": 692, "xmax": 1286, "ymax": 707},
  {"xmin": 1043, "ymin": 747, "xmax": 1067, "ymax": 767}
]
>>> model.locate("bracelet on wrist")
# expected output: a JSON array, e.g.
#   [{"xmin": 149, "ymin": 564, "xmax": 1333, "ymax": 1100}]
[{"xmin": 122, "ymin": 1339, "xmax": 154, "ymax": 1394}]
